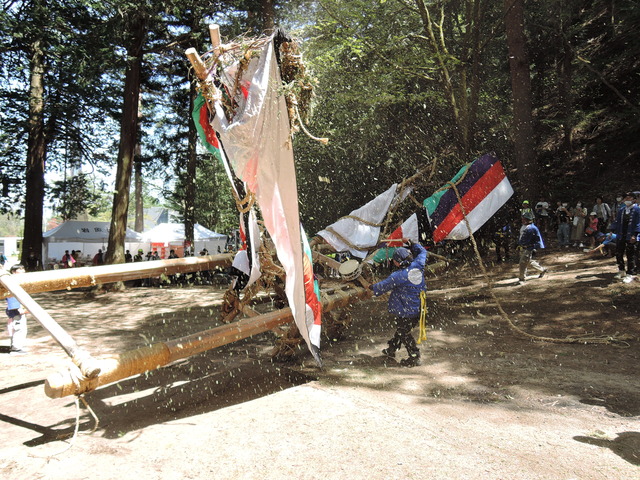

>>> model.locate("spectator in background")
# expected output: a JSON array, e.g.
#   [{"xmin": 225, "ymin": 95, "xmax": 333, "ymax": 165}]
[
  {"xmin": 555, "ymin": 201, "xmax": 572, "ymax": 248},
  {"xmin": 592, "ymin": 196, "xmax": 612, "ymax": 233},
  {"xmin": 92, "ymin": 249, "xmax": 104, "ymax": 266},
  {"xmin": 610, "ymin": 191, "xmax": 640, "ymax": 283},
  {"xmin": 535, "ymin": 197, "xmax": 550, "ymax": 233},
  {"xmin": 124, "ymin": 250, "xmax": 133, "ymax": 263},
  {"xmin": 520, "ymin": 200, "xmax": 534, "ymax": 220},
  {"xmin": 25, "ymin": 249, "xmax": 42, "ymax": 272},
  {"xmin": 584, "ymin": 212, "xmax": 600, "ymax": 248},
  {"xmin": 611, "ymin": 194, "xmax": 625, "ymax": 220},
  {"xmin": 5, "ymin": 264, "xmax": 28, "ymax": 354},
  {"xmin": 570, "ymin": 201, "xmax": 587, "ymax": 247},
  {"xmin": 61, "ymin": 250, "xmax": 75, "ymax": 268}
]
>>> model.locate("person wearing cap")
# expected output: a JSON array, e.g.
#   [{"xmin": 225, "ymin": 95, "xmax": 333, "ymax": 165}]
[
  {"xmin": 609, "ymin": 191, "xmax": 640, "ymax": 282},
  {"xmin": 517, "ymin": 212, "xmax": 547, "ymax": 285},
  {"xmin": 520, "ymin": 200, "xmax": 534, "ymax": 220},
  {"xmin": 368, "ymin": 239, "xmax": 428, "ymax": 367}
]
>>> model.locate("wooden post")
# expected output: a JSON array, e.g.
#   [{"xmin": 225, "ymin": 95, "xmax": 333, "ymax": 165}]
[
  {"xmin": 44, "ymin": 284, "xmax": 371, "ymax": 398},
  {"xmin": 209, "ymin": 24, "xmax": 221, "ymax": 55},
  {"xmin": 185, "ymin": 47, "xmax": 209, "ymax": 82}
]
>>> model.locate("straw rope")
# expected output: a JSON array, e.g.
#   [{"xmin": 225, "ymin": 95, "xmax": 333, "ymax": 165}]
[{"xmin": 447, "ymin": 181, "xmax": 630, "ymax": 347}]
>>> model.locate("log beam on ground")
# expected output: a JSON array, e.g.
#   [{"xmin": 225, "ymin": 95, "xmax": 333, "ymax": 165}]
[{"xmin": 44, "ymin": 284, "xmax": 371, "ymax": 398}]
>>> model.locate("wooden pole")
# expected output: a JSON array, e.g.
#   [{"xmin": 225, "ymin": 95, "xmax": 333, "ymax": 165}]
[
  {"xmin": 185, "ymin": 47, "xmax": 208, "ymax": 82},
  {"xmin": 44, "ymin": 284, "xmax": 371, "ymax": 398},
  {"xmin": 209, "ymin": 24, "xmax": 221, "ymax": 56},
  {"xmin": 0, "ymin": 272, "xmax": 101, "ymax": 379},
  {"xmin": 0, "ymin": 254, "xmax": 233, "ymax": 299}
]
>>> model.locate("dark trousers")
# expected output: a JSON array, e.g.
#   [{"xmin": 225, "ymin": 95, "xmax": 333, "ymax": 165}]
[
  {"xmin": 388, "ymin": 316, "xmax": 420, "ymax": 357},
  {"xmin": 616, "ymin": 239, "xmax": 637, "ymax": 274},
  {"xmin": 495, "ymin": 237, "xmax": 510, "ymax": 262}
]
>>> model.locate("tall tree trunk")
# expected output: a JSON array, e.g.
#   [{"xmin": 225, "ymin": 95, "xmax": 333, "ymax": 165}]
[
  {"xmin": 134, "ymin": 157, "xmax": 144, "ymax": 232},
  {"xmin": 22, "ymin": 38, "xmax": 46, "ymax": 267},
  {"xmin": 504, "ymin": 0, "xmax": 537, "ymax": 199},
  {"xmin": 184, "ymin": 85, "xmax": 197, "ymax": 250},
  {"xmin": 262, "ymin": 0, "xmax": 275, "ymax": 33},
  {"xmin": 105, "ymin": 14, "xmax": 145, "ymax": 265}
]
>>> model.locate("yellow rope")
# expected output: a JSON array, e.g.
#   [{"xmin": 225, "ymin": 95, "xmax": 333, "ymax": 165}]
[{"xmin": 417, "ymin": 290, "xmax": 428, "ymax": 344}]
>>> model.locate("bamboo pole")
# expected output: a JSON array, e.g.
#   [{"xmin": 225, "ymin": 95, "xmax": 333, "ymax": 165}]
[
  {"xmin": 44, "ymin": 284, "xmax": 371, "ymax": 398},
  {"xmin": 0, "ymin": 254, "xmax": 233, "ymax": 299}
]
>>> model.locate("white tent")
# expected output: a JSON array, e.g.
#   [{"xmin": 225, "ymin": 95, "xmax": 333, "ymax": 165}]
[
  {"xmin": 43, "ymin": 220, "xmax": 145, "ymax": 265},
  {"xmin": 140, "ymin": 223, "xmax": 227, "ymax": 257}
]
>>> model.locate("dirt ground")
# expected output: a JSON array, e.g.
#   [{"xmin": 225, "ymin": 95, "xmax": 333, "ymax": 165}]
[{"xmin": 1, "ymin": 248, "xmax": 639, "ymax": 480}]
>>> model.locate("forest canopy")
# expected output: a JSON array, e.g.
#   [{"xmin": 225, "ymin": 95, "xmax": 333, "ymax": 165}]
[{"xmin": 0, "ymin": 0, "xmax": 638, "ymax": 260}]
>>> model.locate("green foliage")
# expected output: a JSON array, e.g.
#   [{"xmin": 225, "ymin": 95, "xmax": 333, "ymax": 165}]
[
  {"xmin": 47, "ymin": 173, "xmax": 109, "ymax": 220},
  {"xmin": 164, "ymin": 153, "xmax": 237, "ymax": 234}
]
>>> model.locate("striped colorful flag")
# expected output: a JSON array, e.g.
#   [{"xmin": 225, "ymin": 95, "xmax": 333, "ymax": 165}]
[
  {"xmin": 192, "ymin": 93, "xmax": 222, "ymax": 159},
  {"xmin": 301, "ymin": 225, "xmax": 322, "ymax": 365},
  {"xmin": 424, "ymin": 154, "xmax": 513, "ymax": 243}
]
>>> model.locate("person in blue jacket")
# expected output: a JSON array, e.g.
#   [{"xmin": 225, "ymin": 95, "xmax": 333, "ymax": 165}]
[
  {"xmin": 369, "ymin": 239, "xmax": 427, "ymax": 367},
  {"xmin": 610, "ymin": 191, "xmax": 640, "ymax": 282},
  {"xmin": 518, "ymin": 212, "xmax": 547, "ymax": 284}
]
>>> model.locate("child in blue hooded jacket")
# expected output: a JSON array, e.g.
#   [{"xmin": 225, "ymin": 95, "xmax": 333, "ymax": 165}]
[{"xmin": 369, "ymin": 240, "xmax": 427, "ymax": 367}]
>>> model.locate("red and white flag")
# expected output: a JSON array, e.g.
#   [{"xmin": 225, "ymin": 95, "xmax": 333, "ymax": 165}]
[
  {"xmin": 386, "ymin": 213, "xmax": 420, "ymax": 247},
  {"xmin": 210, "ymin": 36, "xmax": 315, "ymax": 361}
]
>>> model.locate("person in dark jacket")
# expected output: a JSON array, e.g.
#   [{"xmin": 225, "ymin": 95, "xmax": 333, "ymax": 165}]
[
  {"xmin": 610, "ymin": 191, "xmax": 640, "ymax": 282},
  {"xmin": 369, "ymin": 240, "xmax": 427, "ymax": 367},
  {"xmin": 518, "ymin": 213, "xmax": 547, "ymax": 284}
]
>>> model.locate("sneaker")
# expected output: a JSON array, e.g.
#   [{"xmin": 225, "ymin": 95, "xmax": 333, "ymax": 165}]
[
  {"xmin": 10, "ymin": 349, "xmax": 28, "ymax": 355},
  {"xmin": 614, "ymin": 271, "xmax": 625, "ymax": 280},
  {"xmin": 579, "ymin": 243, "xmax": 584, "ymax": 248},
  {"xmin": 381, "ymin": 348, "xmax": 396, "ymax": 358},
  {"xmin": 539, "ymin": 269, "xmax": 548, "ymax": 278},
  {"xmin": 400, "ymin": 356, "xmax": 422, "ymax": 367},
  {"xmin": 622, "ymin": 275, "xmax": 635, "ymax": 284},
  {"xmin": 518, "ymin": 279, "xmax": 525, "ymax": 285}
]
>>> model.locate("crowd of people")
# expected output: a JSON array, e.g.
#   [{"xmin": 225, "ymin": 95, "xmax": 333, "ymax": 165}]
[{"xmin": 496, "ymin": 191, "xmax": 640, "ymax": 284}]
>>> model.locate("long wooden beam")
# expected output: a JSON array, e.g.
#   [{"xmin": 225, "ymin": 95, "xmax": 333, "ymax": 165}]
[
  {"xmin": 44, "ymin": 284, "xmax": 371, "ymax": 398},
  {"xmin": 0, "ymin": 254, "xmax": 234, "ymax": 299}
]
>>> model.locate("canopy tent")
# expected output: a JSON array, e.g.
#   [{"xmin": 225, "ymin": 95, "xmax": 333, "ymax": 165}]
[
  {"xmin": 43, "ymin": 220, "xmax": 145, "ymax": 265},
  {"xmin": 140, "ymin": 223, "xmax": 227, "ymax": 257}
]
